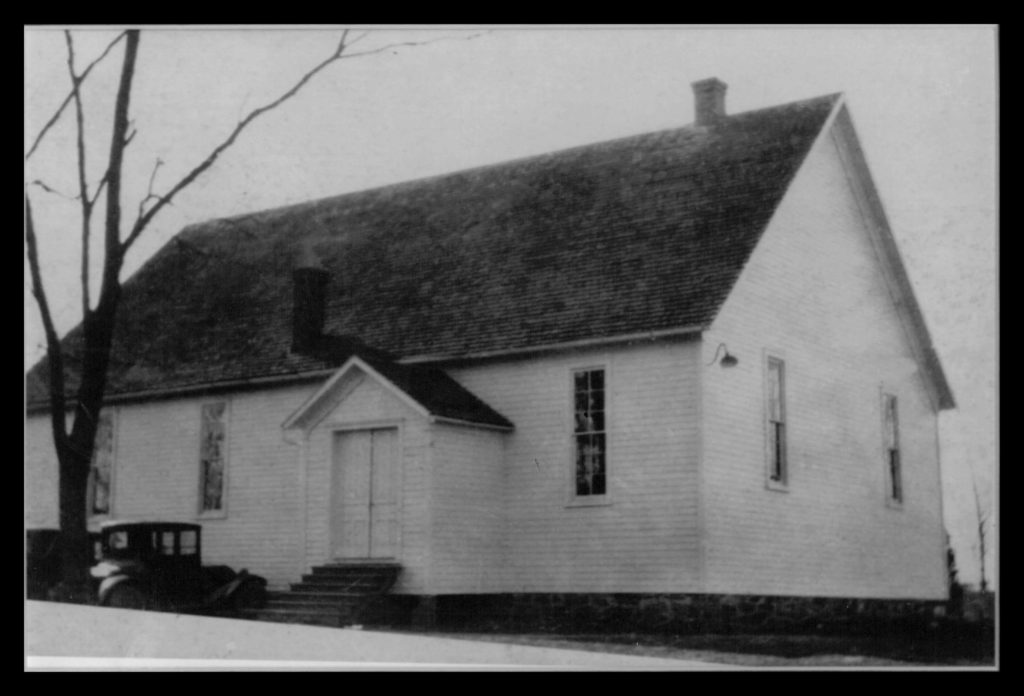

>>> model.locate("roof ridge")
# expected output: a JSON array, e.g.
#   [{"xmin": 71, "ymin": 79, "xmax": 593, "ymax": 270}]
[{"xmin": 188, "ymin": 92, "xmax": 844, "ymax": 233}]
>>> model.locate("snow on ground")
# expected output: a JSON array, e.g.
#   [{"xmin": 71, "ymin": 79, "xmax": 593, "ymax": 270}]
[{"xmin": 25, "ymin": 601, "xmax": 728, "ymax": 670}]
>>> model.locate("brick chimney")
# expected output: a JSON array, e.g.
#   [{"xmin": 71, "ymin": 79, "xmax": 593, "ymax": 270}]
[
  {"xmin": 692, "ymin": 77, "xmax": 727, "ymax": 126},
  {"xmin": 291, "ymin": 241, "xmax": 328, "ymax": 354}
]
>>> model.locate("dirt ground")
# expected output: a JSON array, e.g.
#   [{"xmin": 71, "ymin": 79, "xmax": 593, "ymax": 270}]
[{"xmin": 418, "ymin": 628, "xmax": 996, "ymax": 668}]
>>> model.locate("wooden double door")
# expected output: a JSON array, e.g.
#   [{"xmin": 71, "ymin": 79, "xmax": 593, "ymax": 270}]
[{"xmin": 330, "ymin": 428, "xmax": 399, "ymax": 559}]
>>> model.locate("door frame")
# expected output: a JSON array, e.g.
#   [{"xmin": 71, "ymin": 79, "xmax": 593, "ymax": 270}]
[{"xmin": 328, "ymin": 419, "xmax": 404, "ymax": 561}]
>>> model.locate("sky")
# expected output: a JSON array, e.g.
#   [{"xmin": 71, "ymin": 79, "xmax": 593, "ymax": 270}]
[{"xmin": 24, "ymin": 25, "xmax": 997, "ymax": 589}]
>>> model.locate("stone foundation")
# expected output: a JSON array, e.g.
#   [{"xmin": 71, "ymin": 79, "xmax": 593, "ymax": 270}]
[{"xmin": 375, "ymin": 593, "xmax": 947, "ymax": 635}]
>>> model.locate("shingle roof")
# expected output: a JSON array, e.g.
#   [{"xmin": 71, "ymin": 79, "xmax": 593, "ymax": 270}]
[
  {"xmin": 344, "ymin": 354, "xmax": 514, "ymax": 429},
  {"xmin": 26, "ymin": 93, "xmax": 841, "ymax": 407}
]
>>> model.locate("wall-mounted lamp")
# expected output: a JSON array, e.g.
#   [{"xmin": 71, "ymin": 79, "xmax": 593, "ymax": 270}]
[{"xmin": 707, "ymin": 342, "xmax": 739, "ymax": 368}]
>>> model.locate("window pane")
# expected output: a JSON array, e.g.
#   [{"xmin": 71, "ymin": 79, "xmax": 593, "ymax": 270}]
[
  {"xmin": 203, "ymin": 401, "xmax": 226, "ymax": 422},
  {"xmin": 574, "ymin": 371, "xmax": 589, "ymax": 393},
  {"xmin": 768, "ymin": 360, "xmax": 783, "ymax": 421},
  {"xmin": 766, "ymin": 359, "xmax": 787, "ymax": 484},
  {"xmin": 200, "ymin": 403, "xmax": 226, "ymax": 512},
  {"xmin": 573, "ymin": 369, "xmax": 606, "ymax": 496},
  {"xmin": 591, "ymin": 433, "xmax": 606, "ymax": 495},
  {"xmin": 90, "ymin": 411, "xmax": 114, "ymax": 515},
  {"xmin": 575, "ymin": 391, "xmax": 588, "ymax": 413},
  {"xmin": 890, "ymin": 451, "xmax": 901, "ymax": 499},
  {"xmin": 180, "ymin": 530, "xmax": 197, "ymax": 555},
  {"xmin": 576, "ymin": 433, "xmax": 606, "ymax": 496},
  {"xmin": 770, "ymin": 422, "xmax": 785, "ymax": 481},
  {"xmin": 160, "ymin": 531, "xmax": 176, "ymax": 555},
  {"xmin": 885, "ymin": 395, "xmax": 899, "ymax": 447}
]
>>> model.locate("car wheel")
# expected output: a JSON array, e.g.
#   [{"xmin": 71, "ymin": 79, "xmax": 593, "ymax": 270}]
[
  {"xmin": 231, "ymin": 579, "xmax": 267, "ymax": 610},
  {"xmin": 105, "ymin": 584, "xmax": 148, "ymax": 610}
]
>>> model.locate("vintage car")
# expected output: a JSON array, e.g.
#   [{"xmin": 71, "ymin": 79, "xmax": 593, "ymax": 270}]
[
  {"xmin": 26, "ymin": 527, "xmax": 101, "ymax": 600},
  {"xmin": 89, "ymin": 521, "xmax": 267, "ymax": 613},
  {"xmin": 26, "ymin": 528, "xmax": 63, "ymax": 600}
]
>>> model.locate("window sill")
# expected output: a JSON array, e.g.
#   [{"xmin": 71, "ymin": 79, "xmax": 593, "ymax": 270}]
[
  {"xmin": 885, "ymin": 498, "xmax": 904, "ymax": 510},
  {"xmin": 765, "ymin": 479, "xmax": 789, "ymax": 493},
  {"xmin": 566, "ymin": 496, "xmax": 613, "ymax": 508},
  {"xmin": 197, "ymin": 510, "xmax": 228, "ymax": 521}
]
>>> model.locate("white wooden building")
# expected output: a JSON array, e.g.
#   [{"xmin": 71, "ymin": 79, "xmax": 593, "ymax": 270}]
[{"xmin": 26, "ymin": 79, "xmax": 955, "ymax": 627}]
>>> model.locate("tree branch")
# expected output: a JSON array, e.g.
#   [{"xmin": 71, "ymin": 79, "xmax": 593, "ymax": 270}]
[
  {"xmin": 83, "ymin": 125, "xmax": 135, "ymax": 211},
  {"xmin": 136, "ymin": 158, "xmax": 163, "ymax": 221},
  {"xmin": 87, "ymin": 170, "xmax": 110, "ymax": 208},
  {"xmin": 29, "ymin": 179, "xmax": 75, "ymax": 201},
  {"xmin": 25, "ymin": 195, "xmax": 69, "ymax": 451},
  {"xmin": 25, "ymin": 31, "xmax": 127, "ymax": 161},
  {"xmin": 345, "ymin": 30, "xmax": 372, "ymax": 49},
  {"xmin": 971, "ymin": 470, "xmax": 990, "ymax": 591},
  {"xmin": 98, "ymin": 30, "xmax": 139, "ymax": 304},
  {"xmin": 121, "ymin": 31, "xmax": 354, "ymax": 252},
  {"xmin": 65, "ymin": 31, "xmax": 93, "ymax": 317},
  {"xmin": 338, "ymin": 31, "xmax": 487, "ymax": 61}
]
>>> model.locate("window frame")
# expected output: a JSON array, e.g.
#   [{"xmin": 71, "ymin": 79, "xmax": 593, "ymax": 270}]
[
  {"xmin": 763, "ymin": 351, "xmax": 789, "ymax": 491},
  {"xmin": 882, "ymin": 391, "xmax": 904, "ymax": 508},
  {"xmin": 567, "ymin": 364, "xmax": 613, "ymax": 507},
  {"xmin": 197, "ymin": 400, "xmax": 230, "ymax": 519},
  {"xmin": 86, "ymin": 408, "xmax": 116, "ymax": 518}
]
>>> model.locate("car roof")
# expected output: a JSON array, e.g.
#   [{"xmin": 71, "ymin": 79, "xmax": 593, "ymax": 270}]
[{"xmin": 99, "ymin": 520, "xmax": 201, "ymax": 532}]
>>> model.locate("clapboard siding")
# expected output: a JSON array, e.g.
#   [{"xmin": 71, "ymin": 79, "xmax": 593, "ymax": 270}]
[
  {"xmin": 702, "ymin": 124, "xmax": 947, "ymax": 599},
  {"xmin": 25, "ymin": 385, "xmax": 314, "ymax": 590},
  {"xmin": 449, "ymin": 340, "xmax": 701, "ymax": 593},
  {"xmin": 305, "ymin": 375, "xmax": 433, "ymax": 594},
  {"xmin": 25, "ymin": 415, "xmax": 60, "ymax": 529},
  {"xmin": 429, "ymin": 424, "xmax": 506, "ymax": 593}
]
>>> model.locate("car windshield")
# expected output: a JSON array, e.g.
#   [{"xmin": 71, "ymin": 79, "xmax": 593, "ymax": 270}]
[{"xmin": 102, "ymin": 526, "xmax": 200, "ymax": 560}]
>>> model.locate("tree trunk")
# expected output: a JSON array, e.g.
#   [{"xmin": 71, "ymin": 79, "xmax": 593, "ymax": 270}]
[
  {"xmin": 50, "ymin": 287, "xmax": 123, "ymax": 601},
  {"xmin": 54, "ymin": 432, "xmax": 94, "ymax": 602}
]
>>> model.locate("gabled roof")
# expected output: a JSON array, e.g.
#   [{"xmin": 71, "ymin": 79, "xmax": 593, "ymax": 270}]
[
  {"xmin": 28, "ymin": 93, "xmax": 844, "ymax": 405},
  {"xmin": 828, "ymin": 105, "xmax": 955, "ymax": 410},
  {"xmin": 282, "ymin": 355, "xmax": 514, "ymax": 431}
]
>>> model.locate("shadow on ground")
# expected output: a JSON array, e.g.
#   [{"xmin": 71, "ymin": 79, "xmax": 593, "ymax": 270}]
[{"xmin": 426, "ymin": 620, "xmax": 995, "ymax": 667}]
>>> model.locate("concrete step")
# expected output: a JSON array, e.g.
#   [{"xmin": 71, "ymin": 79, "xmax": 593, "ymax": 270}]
[
  {"xmin": 294, "ymin": 577, "xmax": 393, "ymax": 589},
  {"xmin": 312, "ymin": 561, "xmax": 401, "ymax": 570},
  {"xmin": 267, "ymin": 592, "xmax": 366, "ymax": 607},
  {"xmin": 310, "ymin": 565, "xmax": 400, "ymax": 578},
  {"xmin": 300, "ymin": 573, "xmax": 390, "ymax": 583},
  {"xmin": 238, "ymin": 563, "xmax": 401, "ymax": 629}
]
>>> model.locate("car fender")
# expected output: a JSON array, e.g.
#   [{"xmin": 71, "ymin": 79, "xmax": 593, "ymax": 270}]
[
  {"xmin": 98, "ymin": 574, "xmax": 140, "ymax": 605},
  {"xmin": 206, "ymin": 569, "xmax": 267, "ymax": 608}
]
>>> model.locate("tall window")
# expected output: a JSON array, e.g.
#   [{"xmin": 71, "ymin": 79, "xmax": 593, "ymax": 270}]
[
  {"xmin": 766, "ymin": 357, "xmax": 787, "ymax": 485},
  {"xmin": 200, "ymin": 402, "xmax": 227, "ymax": 514},
  {"xmin": 883, "ymin": 394, "xmax": 902, "ymax": 503},
  {"xmin": 87, "ymin": 411, "xmax": 114, "ymax": 515},
  {"xmin": 574, "ymin": 368, "xmax": 606, "ymax": 497}
]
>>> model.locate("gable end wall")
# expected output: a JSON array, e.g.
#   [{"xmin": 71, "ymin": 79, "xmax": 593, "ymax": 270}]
[{"xmin": 701, "ymin": 124, "xmax": 946, "ymax": 599}]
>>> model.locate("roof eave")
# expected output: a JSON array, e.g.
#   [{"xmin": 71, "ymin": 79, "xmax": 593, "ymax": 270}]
[
  {"xmin": 281, "ymin": 355, "xmax": 513, "ymax": 432},
  {"xmin": 831, "ymin": 102, "xmax": 957, "ymax": 412}
]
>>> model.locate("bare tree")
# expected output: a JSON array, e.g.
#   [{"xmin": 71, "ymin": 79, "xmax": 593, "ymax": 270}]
[
  {"xmin": 971, "ymin": 469, "xmax": 991, "ymax": 592},
  {"xmin": 25, "ymin": 28, "xmax": 481, "ymax": 600}
]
